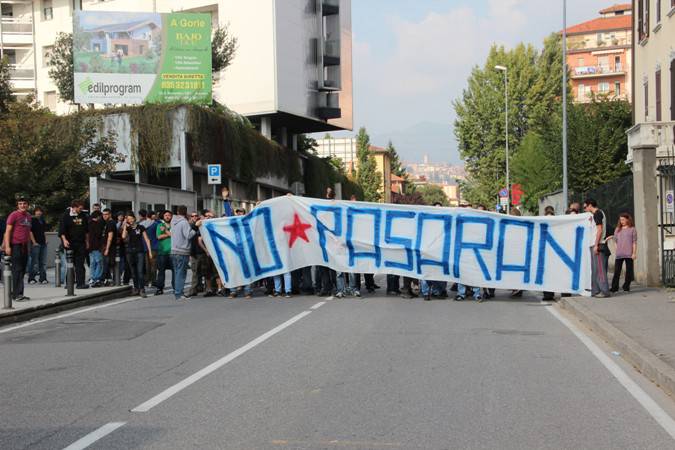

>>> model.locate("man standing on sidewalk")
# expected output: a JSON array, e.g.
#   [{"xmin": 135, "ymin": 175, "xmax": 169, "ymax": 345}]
[
  {"xmin": 59, "ymin": 200, "xmax": 89, "ymax": 290},
  {"xmin": 27, "ymin": 206, "xmax": 48, "ymax": 285},
  {"xmin": 584, "ymin": 198, "xmax": 611, "ymax": 298},
  {"xmin": 170, "ymin": 206, "xmax": 196, "ymax": 301},
  {"xmin": 101, "ymin": 209, "xmax": 117, "ymax": 286},
  {"xmin": 87, "ymin": 211, "xmax": 105, "ymax": 287},
  {"xmin": 2, "ymin": 198, "xmax": 33, "ymax": 301},
  {"xmin": 154, "ymin": 210, "xmax": 173, "ymax": 296}
]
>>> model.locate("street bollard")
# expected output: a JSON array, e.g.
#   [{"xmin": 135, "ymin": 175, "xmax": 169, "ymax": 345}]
[
  {"xmin": 114, "ymin": 247, "xmax": 121, "ymax": 287},
  {"xmin": 54, "ymin": 251, "xmax": 62, "ymax": 287},
  {"xmin": 65, "ymin": 249, "xmax": 75, "ymax": 297},
  {"xmin": 3, "ymin": 255, "xmax": 12, "ymax": 309}
]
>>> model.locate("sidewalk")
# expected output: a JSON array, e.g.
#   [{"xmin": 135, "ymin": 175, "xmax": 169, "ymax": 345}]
[
  {"xmin": 0, "ymin": 268, "xmax": 132, "ymax": 326},
  {"xmin": 558, "ymin": 286, "xmax": 675, "ymax": 398}
]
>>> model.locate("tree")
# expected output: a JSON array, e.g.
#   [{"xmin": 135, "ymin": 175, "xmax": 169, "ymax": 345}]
[
  {"xmin": 0, "ymin": 56, "xmax": 14, "ymax": 113},
  {"xmin": 297, "ymin": 134, "xmax": 318, "ymax": 154},
  {"xmin": 48, "ymin": 32, "xmax": 74, "ymax": 103},
  {"xmin": 453, "ymin": 41, "xmax": 561, "ymax": 206},
  {"xmin": 355, "ymin": 127, "xmax": 382, "ymax": 202},
  {"xmin": 418, "ymin": 184, "xmax": 449, "ymax": 206},
  {"xmin": 211, "ymin": 24, "xmax": 238, "ymax": 73},
  {"xmin": 0, "ymin": 102, "xmax": 123, "ymax": 217},
  {"xmin": 510, "ymin": 132, "xmax": 557, "ymax": 212}
]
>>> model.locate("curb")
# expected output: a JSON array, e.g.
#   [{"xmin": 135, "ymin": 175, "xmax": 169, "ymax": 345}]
[
  {"xmin": 0, "ymin": 286, "xmax": 134, "ymax": 328},
  {"xmin": 557, "ymin": 297, "xmax": 675, "ymax": 398}
]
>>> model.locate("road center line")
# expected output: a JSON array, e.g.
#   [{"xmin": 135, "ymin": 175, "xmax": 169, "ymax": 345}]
[
  {"xmin": 0, "ymin": 297, "xmax": 141, "ymax": 334},
  {"xmin": 310, "ymin": 302, "xmax": 326, "ymax": 310},
  {"xmin": 545, "ymin": 303, "xmax": 675, "ymax": 441},
  {"xmin": 62, "ymin": 422, "xmax": 126, "ymax": 450},
  {"xmin": 132, "ymin": 309, "xmax": 313, "ymax": 413}
]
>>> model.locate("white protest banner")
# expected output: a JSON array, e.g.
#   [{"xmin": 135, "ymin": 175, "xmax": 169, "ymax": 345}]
[{"xmin": 200, "ymin": 196, "xmax": 594, "ymax": 294}]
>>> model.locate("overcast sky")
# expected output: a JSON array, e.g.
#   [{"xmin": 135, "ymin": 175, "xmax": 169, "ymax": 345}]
[{"xmin": 325, "ymin": 0, "xmax": 618, "ymax": 164}]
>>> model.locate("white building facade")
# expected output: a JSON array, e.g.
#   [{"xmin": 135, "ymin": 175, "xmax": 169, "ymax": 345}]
[{"xmin": 627, "ymin": 0, "xmax": 675, "ymax": 286}]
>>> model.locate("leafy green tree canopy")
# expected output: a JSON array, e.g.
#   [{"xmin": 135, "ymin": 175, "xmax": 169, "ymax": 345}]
[
  {"xmin": 0, "ymin": 56, "xmax": 14, "ymax": 113},
  {"xmin": 418, "ymin": 184, "xmax": 449, "ymax": 206},
  {"xmin": 355, "ymin": 127, "xmax": 382, "ymax": 202}
]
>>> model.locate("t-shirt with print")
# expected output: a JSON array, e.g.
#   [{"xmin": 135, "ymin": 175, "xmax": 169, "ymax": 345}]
[
  {"xmin": 156, "ymin": 222, "xmax": 171, "ymax": 255},
  {"xmin": 6, "ymin": 210, "xmax": 32, "ymax": 245},
  {"xmin": 125, "ymin": 224, "xmax": 146, "ymax": 254}
]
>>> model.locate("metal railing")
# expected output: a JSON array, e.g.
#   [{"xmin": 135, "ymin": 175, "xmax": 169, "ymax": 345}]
[
  {"xmin": 573, "ymin": 65, "xmax": 624, "ymax": 76},
  {"xmin": 9, "ymin": 65, "xmax": 34, "ymax": 79},
  {"xmin": 1, "ymin": 17, "xmax": 33, "ymax": 34},
  {"xmin": 324, "ymin": 39, "xmax": 340, "ymax": 59}
]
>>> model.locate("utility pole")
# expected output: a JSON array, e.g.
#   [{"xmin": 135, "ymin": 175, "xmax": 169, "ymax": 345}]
[
  {"xmin": 562, "ymin": 0, "xmax": 569, "ymax": 208},
  {"xmin": 495, "ymin": 65, "xmax": 510, "ymax": 214}
]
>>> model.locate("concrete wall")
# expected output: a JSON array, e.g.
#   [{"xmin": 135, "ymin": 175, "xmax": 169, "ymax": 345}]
[{"xmin": 538, "ymin": 191, "xmax": 567, "ymax": 216}]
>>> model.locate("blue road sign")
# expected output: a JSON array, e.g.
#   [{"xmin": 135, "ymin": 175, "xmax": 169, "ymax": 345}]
[
  {"xmin": 208, "ymin": 164, "xmax": 222, "ymax": 184},
  {"xmin": 498, "ymin": 188, "xmax": 508, "ymax": 198}
]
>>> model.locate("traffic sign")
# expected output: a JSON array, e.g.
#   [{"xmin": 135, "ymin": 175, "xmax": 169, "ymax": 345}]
[
  {"xmin": 498, "ymin": 188, "xmax": 509, "ymax": 198},
  {"xmin": 667, "ymin": 190, "xmax": 674, "ymax": 213},
  {"xmin": 208, "ymin": 164, "xmax": 221, "ymax": 185},
  {"xmin": 499, "ymin": 197, "xmax": 509, "ymax": 206}
]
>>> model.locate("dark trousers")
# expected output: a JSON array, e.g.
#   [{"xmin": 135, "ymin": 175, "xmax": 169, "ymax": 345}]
[
  {"xmin": 300, "ymin": 266, "xmax": 314, "ymax": 294},
  {"xmin": 402, "ymin": 276, "xmax": 414, "ymax": 294},
  {"xmin": 71, "ymin": 242, "xmax": 87, "ymax": 287},
  {"xmin": 612, "ymin": 258, "xmax": 634, "ymax": 291},
  {"xmin": 10, "ymin": 244, "xmax": 29, "ymax": 298},
  {"xmin": 155, "ymin": 253, "xmax": 173, "ymax": 290},
  {"xmin": 317, "ymin": 266, "xmax": 334, "ymax": 294},
  {"xmin": 126, "ymin": 251, "xmax": 146, "ymax": 290},
  {"xmin": 386, "ymin": 274, "xmax": 400, "ymax": 293},
  {"xmin": 364, "ymin": 273, "xmax": 376, "ymax": 289}
]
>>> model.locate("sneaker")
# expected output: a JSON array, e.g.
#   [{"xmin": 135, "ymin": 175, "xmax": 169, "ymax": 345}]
[
  {"xmin": 476, "ymin": 295, "xmax": 484, "ymax": 303},
  {"xmin": 353, "ymin": 290, "xmax": 361, "ymax": 297},
  {"xmin": 140, "ymin": 290, "xmax": 147, "ymax": 298},
  {"xmin": 454, "ymin": 295, "xmax": 465, "ymax": 301},
  {"xmin": 14, "ymin": 295, "xmax": 29, "ymax": 302},
  {"xmin": 40, "ymin": 280, "xmax": 49, "ymax": 285},
  {"xmin": 335, "ymin": 292, "xmax": 344, "ymax": 299},
  {"xmin": 28, "ymin": 279, "xmax": 37, "ymax": 285},
  {"xmin": 155, "ymin": 289, "xmax": 164, "ymax": 296},
  {"xmin": 284, "ymin": 293, "xmax": 291, "ymax": 298},
  {"xmin": 593, "ymin": 293, "xmax": 610, "ymax": 298},
  {"xmin": 177, "ymin": 295, "xmax": 190, "ymax": 301}
]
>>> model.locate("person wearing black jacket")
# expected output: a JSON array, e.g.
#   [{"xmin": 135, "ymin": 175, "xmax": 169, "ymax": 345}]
[
  {"xmin": 28, "ymin": 207, "xmax": 48, "ymax": 284},
  {"xmin": 58, "ymin": 200, "xmax": 89, "ymax": 289}
]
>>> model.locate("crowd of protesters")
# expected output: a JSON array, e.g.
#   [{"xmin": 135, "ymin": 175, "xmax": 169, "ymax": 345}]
[{"xmin": 0, "ymin": 189, "xmax": 637, "ymax": 303}]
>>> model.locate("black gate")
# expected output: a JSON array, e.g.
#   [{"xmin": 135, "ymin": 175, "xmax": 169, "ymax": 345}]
[{"xmin": 658, "ymin": 164, "xmax": 675, "ymax": 287}]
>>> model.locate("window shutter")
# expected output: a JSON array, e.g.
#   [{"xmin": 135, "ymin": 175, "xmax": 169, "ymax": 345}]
[{"xmin": 656, "ymin": 70, "xmax": 662, "ymax": 121}]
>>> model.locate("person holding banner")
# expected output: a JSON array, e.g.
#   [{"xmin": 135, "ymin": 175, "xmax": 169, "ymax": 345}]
[{"xmin": 228, "ymin": 208, "xmax": 254, "ymax": 299}]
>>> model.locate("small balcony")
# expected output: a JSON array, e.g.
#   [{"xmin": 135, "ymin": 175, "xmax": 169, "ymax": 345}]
[
  {"xmin": 1, "ymin": 17, "xmax": 34, "ymax": 45},
  {"xmin": 571, "ymin": 64, "xmax": 625, "ymax": 79},
  {"xmin": 323, "ymin": 39, "xmax": 340, "ymax": 66},
  {"xmin": 317, "ymin": 92, "xmax": 340, "ymax": 120},
  {"xmin": 322, "ymin": 0, "xmax": 339, "ymax": 16},
  {"xmin": 9, "ymin": 64, "xmax": 34, "ymax": 80}
]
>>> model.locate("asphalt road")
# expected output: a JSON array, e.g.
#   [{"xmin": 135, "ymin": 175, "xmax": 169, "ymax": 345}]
[{"xmin": 1, "ymin": 287, "xmax": 674, "ymax": 450}]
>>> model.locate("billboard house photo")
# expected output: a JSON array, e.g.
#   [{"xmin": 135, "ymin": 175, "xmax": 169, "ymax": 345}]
[{"xmin": 74, "ymin": 11, "xmax": 212, "ymax": 105}]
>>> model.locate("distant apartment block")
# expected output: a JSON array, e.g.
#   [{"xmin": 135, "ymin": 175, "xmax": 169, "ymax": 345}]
[{"xmin": 565, "ymin": 3, "xmax": 632, "ymax": 103}]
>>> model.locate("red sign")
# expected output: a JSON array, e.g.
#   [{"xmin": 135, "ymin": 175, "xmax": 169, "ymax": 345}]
[{"xmin": 511, "ymin": 184, "xmax": 523, "ymax": 206}]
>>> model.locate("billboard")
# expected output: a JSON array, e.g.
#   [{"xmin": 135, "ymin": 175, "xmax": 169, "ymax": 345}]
[{"xmin": 73, "ymin": 11, "xmax": 212, "ymax": 105}]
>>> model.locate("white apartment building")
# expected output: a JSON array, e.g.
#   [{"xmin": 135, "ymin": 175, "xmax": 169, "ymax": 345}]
[
  {"xmin": 0, "ymin": 0, "xmax": 353, "ymax": 141},
  {"xmin": 315, "ymin": 136, "xmax": 357, "ymax": 168},
  {"xmin": 627, "ymin": 0, "xmax": 675, "ymax": 286}
]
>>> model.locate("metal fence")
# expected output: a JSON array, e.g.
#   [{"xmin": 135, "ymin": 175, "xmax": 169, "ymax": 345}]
[{"xmin": 572, "ymin": 174, "xmax": 634, "ymax": 234}]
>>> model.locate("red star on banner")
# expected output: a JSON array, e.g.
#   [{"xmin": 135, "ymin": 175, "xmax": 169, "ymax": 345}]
[{"xmin": 283, "ymin": 213, "xmax": 312, "ymax": 248}]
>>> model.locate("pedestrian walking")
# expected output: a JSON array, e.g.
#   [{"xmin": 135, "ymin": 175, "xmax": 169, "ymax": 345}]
[
  {"xmin": 58, "ymin": 200, "xmax": 89, "ymax": 290},
  {"xmin": 584, "ymin": 198, "xmax": 611, "ymax": 298},
  {"xmin": 121, "ymin": 211, "xmax": 152, "ymax": 298},
  {"xmin": 2, "ymin": 198, "xmax": 33, "ymax": 301},
  {"xmin": 87, "ymin": 211, "xmax": 105, "ymax": 287},
  {"xmin": 154, "ymin": 210, "xmax": 173, "ymax": 296},
  {"xmin": 27, "ymin": 206, "xmax": 48, "ymax": 284},
  {"xmin": 609, "ymin": 212, "xmax": 637, "ymax": 293},
  {"xmin": 170, "ymin": 206, "xmax": 197, "ymax": 301}
]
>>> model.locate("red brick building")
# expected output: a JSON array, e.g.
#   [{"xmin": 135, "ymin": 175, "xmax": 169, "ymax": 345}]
[{"xmin": 565, "ymin": 3, "xmax": 632, "ymax": 103}]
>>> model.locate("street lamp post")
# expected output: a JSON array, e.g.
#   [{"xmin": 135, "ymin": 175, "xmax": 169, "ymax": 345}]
[
  {"xmin": 562, "ymin": 0, "xmax": 569, "ymax": 208},
  {"xmin": 495, "ymin": 65, "xmax": 509, "ymax": 214}
]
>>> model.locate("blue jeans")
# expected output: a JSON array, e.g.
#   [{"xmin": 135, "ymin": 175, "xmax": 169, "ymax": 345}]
[
  {"xmin": 274, "ymin": 272, "xmax": 292, "ymax": 294},
  {"xmin": 89, "ymin": 250, "xmax": 104, "ymax": 283},
  {"xmin": 171, "ymin": 254, "xmax": 190, "ymax": 299},
  {"xmin": 336, "ymin": 272, "xmax": 358, "ymax": 294},
  {"xmin": 28, "ymin": 243, "xmax": 48, "ymax": 282},
  {"xmin": 421, "ymin": 280, "xmax": 447, "ymax": 296},
  {"xmin": 458, "ymin": 284, "xmax": 481, "ymax": 300}
]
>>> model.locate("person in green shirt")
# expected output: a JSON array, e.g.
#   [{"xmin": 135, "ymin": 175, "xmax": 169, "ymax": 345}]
[{"xmin": 154, "ymin": 210, "xmax": 173, "ymax": 295}]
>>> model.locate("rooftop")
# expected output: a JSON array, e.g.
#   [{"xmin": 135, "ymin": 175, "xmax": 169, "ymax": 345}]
[
  {"xmin": 599, "ymin": 3, "xmax": 632, "ymax": 15},
  {"xmin": 565, "ymin": 15, "xmax": 631, "ymax": 35}
]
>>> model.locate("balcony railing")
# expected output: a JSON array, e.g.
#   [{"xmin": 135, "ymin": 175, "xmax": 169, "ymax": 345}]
[
  {"xmin": 9, "ymin": 65, "xmax": 35, "ymax": 79},
  {"xmin": 572, "ymin": 65, "xmax": 625, "ymax": 77},
  {"xmin": 323, "ymin": 39, "xmax": 340, "ymax": 66},
  {"xmin": 1, "ymin": 17, "xmax": 33, "ymax": 33},
  {"xmin": 322, "ymin": 0, "xmax": 339, "ymax": 15}
]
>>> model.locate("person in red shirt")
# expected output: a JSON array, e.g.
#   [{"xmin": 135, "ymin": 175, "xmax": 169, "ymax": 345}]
[{"xmin": 2, "ymin": 197, "xmax": 34, "ymax": 301}]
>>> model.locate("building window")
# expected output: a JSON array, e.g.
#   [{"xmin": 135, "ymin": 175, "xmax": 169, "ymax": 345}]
[
  {"xmin": 577, "ymin": 57, "xmax": 585, "ymax": 67},
  {"xmin": 41, "ymin": 46, "xmax": 52, "ymax": 67},
  {"xmin": 615, "ymin": 81, "xmax": 621, "ymax": 96},
  {"xmin": 599, "ymin": 82, "xmax": 610, "ymax": 93},
  {"xmin": 578, "ymin": 84, "xmax": 585, "ymax": 99},
  {"xmin": 657, "ymin": 0, "xmax": 662, "ymax": 23},
  {"xmin": 671, "ymin": 59, "xmax": 675, "ymax": 120},
  {"xmin": 615, "ymin": 55, "xmax": 622, "ymax": 72},
  {"xmin": 638, "ymin": 0, "xmax": 650, "ymax": 41},
  {"xmin": 42, "ymin": 0, "xmax": 53, "ymax": 21},
  {"xmin": 598, "ymin": 56, "xmax": 610, "ymax": 72},
  {"xmin": 644, "ymin": 82, "xmax": 649, "ymax": 121},
  {"xmin": 656, "ymin": 70, "xmax": 662, "ymax": 121}
]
